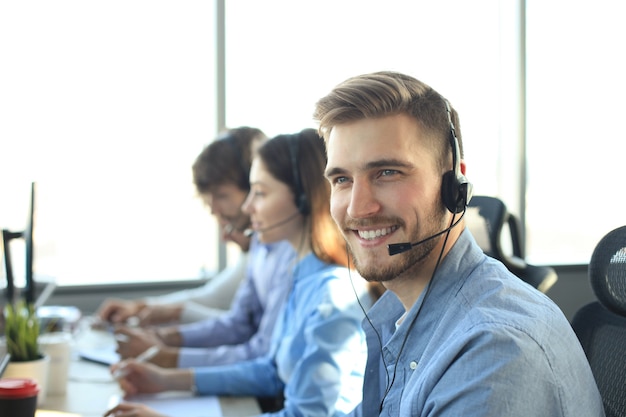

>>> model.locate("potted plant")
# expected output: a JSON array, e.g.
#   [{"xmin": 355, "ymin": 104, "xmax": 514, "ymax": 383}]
[
  {"xmin": 2, "ymin": 300, "xmax": 49, "ymax": 404},
  {"xmin": 3, "ymin": 301, "xmax": 42, "ymax": 362}
]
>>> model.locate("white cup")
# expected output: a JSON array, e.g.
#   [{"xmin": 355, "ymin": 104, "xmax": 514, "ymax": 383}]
[{"xmin": 38, "ymin": 332, "xmax": 72, "ymax": 396}]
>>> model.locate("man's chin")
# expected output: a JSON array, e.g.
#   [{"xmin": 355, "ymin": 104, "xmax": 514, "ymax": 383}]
[
  {"xmin": 350, "ymin": 251, "xmax": 396, "ymax": 282},
  {"xmin": 356, "ymin": 266, "xmax": 395, "ymax": 283}
]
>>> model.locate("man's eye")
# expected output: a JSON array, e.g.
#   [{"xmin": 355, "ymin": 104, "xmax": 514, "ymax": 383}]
[
  {"xmin": 380, "ymin": 169, "xmax": 397, "ymax": 177},
  {"xmin": 334, "ymin": 176, "xmax": 349, "ymax": 185}
]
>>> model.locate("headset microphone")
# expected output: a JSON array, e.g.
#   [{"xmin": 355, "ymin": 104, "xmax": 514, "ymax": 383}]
[
  {"xmin": 243, "ymin": 211, "xmax": 301, "ymax": 238},
  {"xmin": 387, "ymin": 213, "xmax": 465, "ymax": 256}
]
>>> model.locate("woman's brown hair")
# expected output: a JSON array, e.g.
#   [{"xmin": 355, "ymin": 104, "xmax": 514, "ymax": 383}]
[{"xmin": 256, "ymin": 128, "xmax": 347, "ymax": 267}]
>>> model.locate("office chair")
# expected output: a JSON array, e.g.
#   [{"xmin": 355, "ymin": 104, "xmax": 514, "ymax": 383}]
[
  {"xmin": 465, "ymin": 195, "xmax": 558, "ymax": 293},
  {"xmin": 571, "ymin": 225, "xmax": 626, "ymax": 417}
]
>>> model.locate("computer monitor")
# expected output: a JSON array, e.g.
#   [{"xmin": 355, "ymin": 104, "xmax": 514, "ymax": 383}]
[
  {"xmin": 24, "ymin": 182, "xmax": 35, "ymax": 304},
  {"xmin": 2, "ymin": 182, "xmax": 36, "ymax": 304}
]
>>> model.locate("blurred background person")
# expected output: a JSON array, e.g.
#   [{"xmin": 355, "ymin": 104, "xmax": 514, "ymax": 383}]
[
  {"xmin": 97, "ymin": 126, "xmax": 267, "ymax": 325},
  {"xmin": 110, "ymin": 128, "xmax": 297, "ymax": 369}
]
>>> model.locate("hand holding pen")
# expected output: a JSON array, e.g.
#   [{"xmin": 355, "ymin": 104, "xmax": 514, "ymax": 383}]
[
  {"xmin": 109, "ymin": 346, "xmax": 192, "ymax": 397},
  {"xmin": 112, "ymin": 345, "xmax": 159, "ymax": 380},
  {"xmin": 113, "ymin": 326, "xmax": 162, "ymax": 361}
]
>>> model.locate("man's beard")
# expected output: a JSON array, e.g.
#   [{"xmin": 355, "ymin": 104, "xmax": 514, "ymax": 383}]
[{"xmin": 347, "ymin": 206, "xmax": 448, "ymax": 283}]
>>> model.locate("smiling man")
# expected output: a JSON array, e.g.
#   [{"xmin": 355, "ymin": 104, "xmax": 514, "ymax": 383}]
[{"xmin": 314, "ymin": 71, "xmax": 604, "ymax": 417}]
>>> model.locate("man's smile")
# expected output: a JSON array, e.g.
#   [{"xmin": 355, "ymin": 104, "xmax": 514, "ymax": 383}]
[{"xmin": 356, "ymin": 226, "xmax": 398, "ymax": 240}]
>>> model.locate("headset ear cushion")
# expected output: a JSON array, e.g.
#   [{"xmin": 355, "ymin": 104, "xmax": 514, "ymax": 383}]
[
  {"xmin": 442, "ymin": 171, "xmax": 473, "ymax": 214},
  {"xmin": 441, "ymin": 170, "xmax": 463, "ymax": 213}
]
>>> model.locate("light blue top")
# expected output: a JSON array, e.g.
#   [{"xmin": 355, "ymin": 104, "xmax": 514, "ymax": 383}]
[
  {"xmin": 177, "ymin": 236, "xmax": 296, "ymax": 367},
  {"xmin": 352, "ymin": 228, "xmax": 604, "ymax": 417},
  {"xmin": 193, "ymin": 253, "xmax": 371, "ymax": 417}
]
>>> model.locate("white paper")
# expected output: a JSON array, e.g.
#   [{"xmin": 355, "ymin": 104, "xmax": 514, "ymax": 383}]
[
  {"xmin": 78, "ymin": 346, "xmax": 121, "ymax": 366},
  {"xmin": 122, "ymin": 391, "xmax": 222, "ymax": 417}
]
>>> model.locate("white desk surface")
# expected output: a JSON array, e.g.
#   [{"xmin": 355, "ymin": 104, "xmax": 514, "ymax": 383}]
[{"xmin": 36, "ymin": 326, "xmax": 260, "ymax": 417}]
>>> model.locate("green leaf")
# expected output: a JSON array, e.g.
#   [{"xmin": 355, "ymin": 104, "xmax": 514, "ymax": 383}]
[{"xmin": 3, "ymin": 300, "xmax": 42, "ymax": 362}]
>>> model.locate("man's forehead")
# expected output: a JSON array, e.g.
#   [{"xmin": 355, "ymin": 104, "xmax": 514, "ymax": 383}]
[
  {"xmin": 326, "ymin": 131, "xmax": 418, "ymax": 162},
  {"xmin": 202, "ymin": 185, "xmax": 244, "ymax": 205},
  {"xmin": 210, "ymin": 182, "xmax": 244, "ymax": 194},
  {"xmin": 325, "ymin": 131, "xmax": 436, "ymax": 180}
]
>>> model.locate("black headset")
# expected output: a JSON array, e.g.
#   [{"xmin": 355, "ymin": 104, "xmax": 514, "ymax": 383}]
[
  {"xmin": 441, "ymin": 99, "xmax": 473, "ymax": 213},
  {"xmin": 288, "ymin": 134, "xmax": 310, "ymax": 215}
]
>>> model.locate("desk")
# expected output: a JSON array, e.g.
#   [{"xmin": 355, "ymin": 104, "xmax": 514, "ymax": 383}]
[{"xmin": 36, "ymin": 327, "xmax": 261, "ymax": 417}]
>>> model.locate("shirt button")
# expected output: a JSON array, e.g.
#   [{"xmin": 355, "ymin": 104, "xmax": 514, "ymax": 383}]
[{"xmin": 409, "ymin": 361, "xmax": 417, "ymax": 370}]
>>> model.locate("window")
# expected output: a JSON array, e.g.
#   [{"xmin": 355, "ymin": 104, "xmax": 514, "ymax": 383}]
[
  {"xmin": 224, "ymin": 0, "xmax": 506, "ymax": 197},
  {"xmin": 0, "ymin": 1, "xmax": 220, "ymax": 286},
  {"xmin": 224, "ymin": 0, "xmax": 624, "ymax": 266},
  {"xmin": 526, "ymin": 1, "xmax": 626, "ymax": 264}
]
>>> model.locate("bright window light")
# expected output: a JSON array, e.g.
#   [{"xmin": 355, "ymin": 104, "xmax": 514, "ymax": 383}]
[{"xmin": 0, "ymin": 1, "xmax": 219, "ymax": 286}]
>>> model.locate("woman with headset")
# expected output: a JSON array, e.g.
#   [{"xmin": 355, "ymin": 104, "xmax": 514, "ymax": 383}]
[{"xmin": 104, "ymin": 128, "xmax": 378, "ymax": 417}]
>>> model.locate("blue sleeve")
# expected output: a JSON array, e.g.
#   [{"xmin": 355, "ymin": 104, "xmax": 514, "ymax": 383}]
[
  {"xmin": 193, "ymin": 356, "xmax": 285, "ymax": 397},
  {"xmin": 177, "ymin": 240, "xmax": 295, "ymax": 368},
  {"xmin": 178, "ymin": 270, "xmax": 262, "ymax": 348},
  {"xmin": 418, "ymin": 324, "xmax": 604, "ymax": 416}
]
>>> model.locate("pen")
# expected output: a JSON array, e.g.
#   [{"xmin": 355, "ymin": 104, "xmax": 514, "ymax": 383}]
[{"xmin": 112, "ymin": 345, "xmax": 159, "ymax": 380}]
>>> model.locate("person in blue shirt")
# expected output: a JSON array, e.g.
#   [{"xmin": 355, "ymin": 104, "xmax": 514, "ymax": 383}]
[
  {"xmin": 104, "ymin": 128, "xmax": 376, "ymax": 417},
  {"xmin": 102, "ymin": 127, "xmax": 297, "ymax": 369},
  {"xmin": 314, "ymin": 71, "xmax": 605, "ymax": 417}
]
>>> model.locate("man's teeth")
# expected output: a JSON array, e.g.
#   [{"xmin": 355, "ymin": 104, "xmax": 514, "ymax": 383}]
[{"xmin": 358, "ymin": 227, "xmax": 396, "ymax": 240}]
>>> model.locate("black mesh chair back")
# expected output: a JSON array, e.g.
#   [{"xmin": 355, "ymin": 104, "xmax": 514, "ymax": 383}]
[
  {"xmin": 571, "ymin": 225, "xmax": 626, "ymax": 417},
  {"xmin": 465, "ymin": 195, "xmax": 558, "ymax": 293}
]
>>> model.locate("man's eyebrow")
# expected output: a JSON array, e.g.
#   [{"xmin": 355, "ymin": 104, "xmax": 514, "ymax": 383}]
[
  {"xmin": 364, "ymin": 158, "xmax": 411, "ymax": 170},
  {"xmin": 324, "ymin": 166, "xmax": 346, "ymax": 178},
  {"xmin": 325, "ymin": 159, "xmax": 411, "ymax": 178}
]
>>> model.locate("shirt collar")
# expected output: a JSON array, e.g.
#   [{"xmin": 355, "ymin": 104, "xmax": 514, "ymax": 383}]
[{"xmin": 366, "ymin": 227, "xmax": 485, "ymax": 339}]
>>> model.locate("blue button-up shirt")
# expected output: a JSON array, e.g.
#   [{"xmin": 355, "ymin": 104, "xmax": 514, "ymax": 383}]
[
  {"xmin": 193, "ymin": 253, "xmax": 371, "ymax": 417},
  {"xmin": 177, "ymin": 237, "xmax": 296, "ymax": 367},
  {"xmin": 353, "ymin": 228, "xmax": 604, "ymax": 417}
]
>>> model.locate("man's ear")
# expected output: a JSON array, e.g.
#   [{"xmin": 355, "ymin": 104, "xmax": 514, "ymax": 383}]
[{"xmin": 460, "ymin": 160, "xmax": 467, "ymax": 175}]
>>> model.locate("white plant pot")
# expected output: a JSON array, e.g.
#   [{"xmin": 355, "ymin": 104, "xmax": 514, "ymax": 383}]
[{"xmin": 2, "ymin": 354, "xmax": 50, "ymax": 405}]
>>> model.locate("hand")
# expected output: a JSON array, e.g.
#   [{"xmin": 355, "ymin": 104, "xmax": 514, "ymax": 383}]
[
  {"xmin": 114, "ymin": 326, "xmax": 180, "ymax": 368},
  {"xmin": 136, "ymin": 305, "xmax": 183, "ymax": 326},
  {"xmin": 226, "ymin": 227, "xmax": 251, "ymax": 251},
  {"xmin": 154, "ymin": 326, "xmax": 183, "ymax": 347},
  {"xmin": 219, "ymin": 215, "xmax": 251, "ymax": 252},
  {"xmin": 115, "ymin": 326, "xmax": 163, "ymax": 360},
  {"xmin": 110, "ymin": 360, "xmax": 192, "ymax": 396},
  {"xmin": 103, "ymin": 401, "xmax": 169, "ymax": 417},
  {"xmin": 110, "ymin": 360, "xmax": 170, "ymax": 396},
  {"xmin": 97, "ymin": 299, "xmax": 145, "ymax": 324}
]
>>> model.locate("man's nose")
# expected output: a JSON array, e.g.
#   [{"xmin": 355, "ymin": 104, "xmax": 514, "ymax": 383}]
[{"xmin": 347, "ymin": 180, "xmax": 381, "ymax": 219}]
